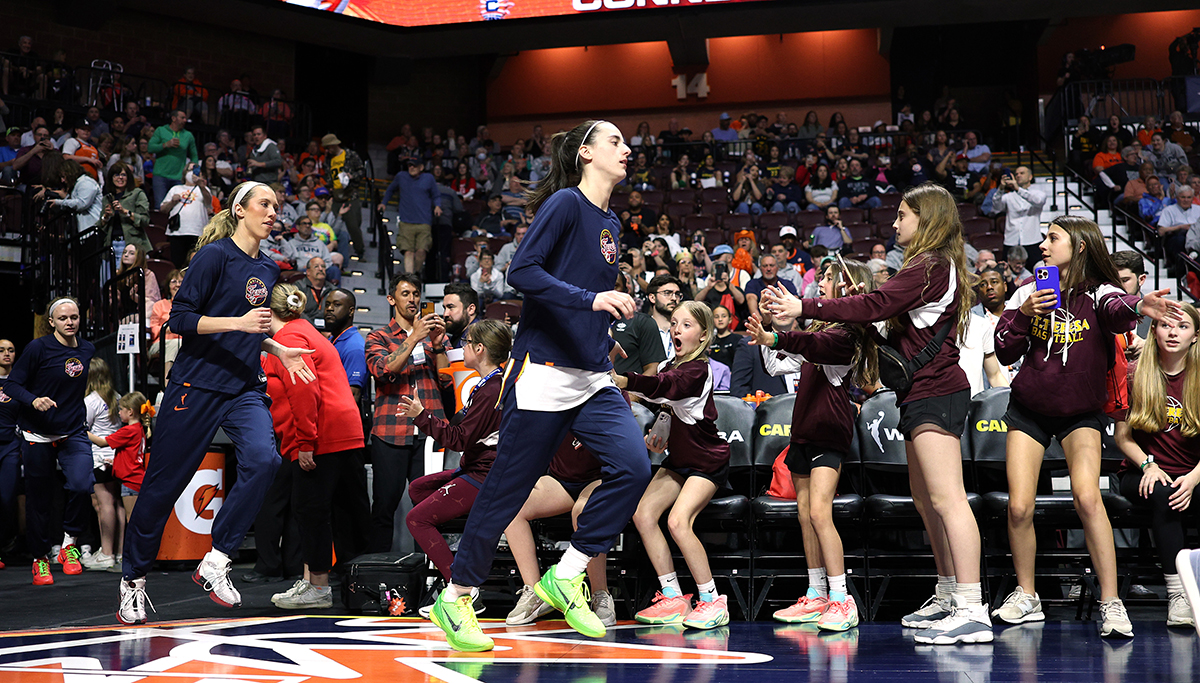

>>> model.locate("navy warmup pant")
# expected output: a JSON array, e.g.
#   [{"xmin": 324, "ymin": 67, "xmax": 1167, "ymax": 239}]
[
  {"xmin": 0, "ymin": 439, "xmax": 22, "ymax": 547},
  {"xmin": 451, "ymin": 384, "xmax": 650, "ymax": 588},
  {"xmin": 123, "ymin": 383, "xmax": 280, "ymax": 579},
  {"xmin": 22, "ymin": 432, "xmax": 93, "ymax": 558}
]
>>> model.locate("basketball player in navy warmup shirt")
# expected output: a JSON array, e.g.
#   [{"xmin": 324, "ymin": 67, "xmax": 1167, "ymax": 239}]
[
  {"xmin": 4, "ymin": 299, "xmax": 94, "ymax": 584},
  {"xmin": 430, "ymin": 120, "xmax": 646, "ymax": 652},
  {"xmin": 118, "ymin": 181, "xmax": 315, "ymax": 625}
]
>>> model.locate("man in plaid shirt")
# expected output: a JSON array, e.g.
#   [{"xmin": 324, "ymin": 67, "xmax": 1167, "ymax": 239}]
[{"xmin": 365, "ymin": 273, "xmax": 450, "ymax": 552}]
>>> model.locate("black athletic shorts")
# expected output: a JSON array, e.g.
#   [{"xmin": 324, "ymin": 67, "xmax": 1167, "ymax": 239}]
[
  {"xmin": 661, "ymin": 462, "xmax": 730, "ymax": 489},
  {"xmin": 1004, "ymin": 396, "xmax": 1105, "ymax": 449},
  {"xmin": 898, "ymin": 389, "xmax": 970, "ymax": 439},
  {"xmin": 785, "ymin": 443, "xmax": 847, "ymax": 475},
  {"xmin": 552, "ymin": 476, "xmax": 597, "ymax": 500}
]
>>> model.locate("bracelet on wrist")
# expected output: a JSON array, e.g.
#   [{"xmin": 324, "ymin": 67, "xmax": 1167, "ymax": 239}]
[{"xmin": 771, "ymin": 332, "xmax": 779, "ymax": 349}]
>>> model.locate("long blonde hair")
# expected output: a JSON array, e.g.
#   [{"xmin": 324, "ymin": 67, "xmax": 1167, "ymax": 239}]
[
  {"xmin": 1127, "ymin": 302, "xmax": 1200, "ymax": 437},
  {"xmin": 196, "ymin": 181, "xmax": 269, "ymax": 250},
  {"xmin": 85, "ymin": 357, "xmax": 119, "ymax": 423},
  {"xmin": 809, "ymin": 258, "xmax": 880, "ymax": 387},
  {"xmin": 673, "ymin": 301, "xmax": 715, "ymax": 365},
  {"xmin": 896, "ymin": 183, "xmax": 976, "ymax": 343}
]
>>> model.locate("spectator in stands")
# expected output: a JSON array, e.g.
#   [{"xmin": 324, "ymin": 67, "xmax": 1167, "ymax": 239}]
[
  {"xmin": 0, "ymin": 125, "xmax": 21, "ymax": 183},
  {"xmin": 2, "ymin": 36, "xmax": 45, "ymax": 98},
  {"xmin": 217, "ymin": 79, "xmax": 255, "ymax": 129},
  {"xmin": 321, "ymin": 134, "xmax": 366, "ymax": 257},
  {"xmin": 1171, "ymin": 166, "xmax": 1193, "ymax": 200},
  {"xmin": 993, "ymin": 166, "xmax": 1046, "ymax": 274},
  {"xmin": 651, "ymin": 214, "xmax": 682, "ymax": 256},
  {"xmin": 365, "ymin": 273, "xmax": 448, "ymax": 552},
  {"xmin": 958, "ymin": 270, "xmax": 1010, "ymax": 397},
  {"xmin": 470, "ymin": 251, "xmax": 507, "ymax": 305},
  {"xmin": 644, "ymin": 274, "xmax": 684, "ymax": 360},
  {"xmin": 619, "ymin": 190, "xmax": 656, "ymax": 247},
  {"xmin": 669, "ymin": 153, "xmax": 694, "ymax": 190},
  {"xmin": 1158, "ymin": 185, "xmax": 1200, "ymax": 276},
  {"xmin": 837, "ymin": 159, "xmax": 881, "ymax": 210},
  {"xmin": 100, "ymin": 162, "xmax": 151, "ymax": 252},
  {"xmin": 974, "ymin": 248, "xmax": 997, "ymax": 274},
  {"xmin": 260, "ymin": 225, "xmax": 297, "ymax": 269},
  {"xmin": 708, "ymin": 304, "xmax": 746, "ymax": 370},
  {"xmin": 246, "ymin": 125, "xmax": 282, "ymax": 185},
  {"xmin": 60, "ymin": 122, "xmax": 101, "ymax": 181},
  {"xmin": 473, "ymin": 195, "xmax": 510, "ymax": 237},
  {"xmin": 778, "ymin": 225, "xmax": 814, "ymax": 273},
  {"xmin": 675, "ymin": 251, "xmax": 703, "ymax": 300},
  {"xmin": 712, "ymin": 112, "xmax": 738, "ymax": 143},
  {"xmin": 440, "ymin": 283, "xmax": 479, "ymax": 350},
  {"xmin": 108, "ymin": 135, "xmax": 144, "ymax": 184},
  {"xmin": 297, "ymin": 256, "xmax": 334, "ymax": 326},
  {"xmin": 1092, "ymin": 135, "xmax": 1123, "ymax": 177},
  {"xmin": 630, "ymin": 120, "xmax": 656, "ymax": 153},
  {"xmin": 810, "ymin": 205, "xmax": 853, "ymax": 252},
  {"xmin": 259, "ymin": 90, "xmax": 293, "ymax": 141},
  {"xmin": 1101, "ymin": 147, "xmax": 1145, "ymax": 207},
  {"xmin": 767, "ymin": 166, "xmax": 806, "ymax": 214},
  {"xmin": 1166, "ymin": 110, "xmax": 1195, "ymax": 154},
  {"xmin": 796, "ymin": 111, "xmax": 822, "ymax": 140},
  {"xmin": 938, "ymin": 153, "xmax": 983, "ymax": 203},
  {"xmin": 1104, "ymin": 115, "xmax": 1132, "ymax": 147},
  {"xmin": 158, "ymin": 164, "xmax": 210, "ymax": 268},
  {"xmin": 611, "ymin": 274, "xmax": 667, "ymax": 377},
  {"xmin": 732, "ymin": 163, "xmax": 766, "ymax": 214},
  {"xmin": 147, "ymin": 110, "xmax": 197, "ymax": 209},
  {"xmin": 12, "ymin": 124, "xmax": 52, "ymax": 188},
  {"xmin": 323, "ymin": 288, "xmax": 367, "ymax": 399},
  {"xmin": 170, "ymin": 68, "xmax": 209, "ymax": 124},
  {"xmin": 495, "ymin": 224, "xmax": 525, "ymax": 273},
  {"xmin": 770, "ymin": 243, "xmax": 804, "ymax": 290},
  {"xmin": 696, "ymin": 249, "xmax": 747, "ymax": 329},
  {"xmin": 1120, "ymin": 162, "xmax": 1156, "ymax": 211},
  {"xmin": 805, "ymin": 163, "xmax": 838, "ymax": 211},
  {"xmin": 729, "ymin": 302, "xmax": 791, "ymax": 398},
  {"xmin": 961, "ymin": 132, "xmax": 990, "ymax": 174},
  {"xmin": 500, "ymin": 176, "xmax": 527, "ymax": 222},
  {"xmin": 148, "ymin": 269, "xmax": 184, "ymax": 377},
  {"xmin": 1139, "ymin": 176, "xmax": 1173, "ymax": 224},
  {"xmin": 745, "ymin": 254, "xmax": 799, "ymax": 320},
  {"xmin": 1137, "ymin": 115, "xmax": 1162, "ymax": 147},
  {"xmin": 43, "ymin": 158, "xmax": 102, "ymax": 234},
  {"xmin": 1071, "ymin": 115, "xmax": 1103, "ymax": 171},
  {"xmin": 696, "ymin": 153, "xmax": 723, "ymax": 188},
  {"xmin": 381, "ymin": 158, "xmax": 441, "ymax": 276},
  {"xmin": 1144, "ymin": 132, "xmax": 1188, "ymax": 181},
  {"xmin": 451, "ymin": 162, "xmax": 477, "ymax": 201},
  {"xmin": 1003, "ymin": 245, "xmax": 1033, "ymax": 287}
]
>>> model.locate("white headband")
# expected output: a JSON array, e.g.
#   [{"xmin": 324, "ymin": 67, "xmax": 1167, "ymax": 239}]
[
  {"xmin": 48, "ymin": 297, "xmax": 75, "ymax": 318},
  {"xmin": 576, "ymin": 120, "xmax": 607, "ymax": 171},
  {"xmin": 232, "ymin": 182, "xmax": 267, "ymax": 211}
]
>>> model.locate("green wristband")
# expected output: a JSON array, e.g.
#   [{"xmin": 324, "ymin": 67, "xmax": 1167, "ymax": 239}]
[{"xmin": 772, "ymin": 332, "xmax": 779, "ymax": 349}]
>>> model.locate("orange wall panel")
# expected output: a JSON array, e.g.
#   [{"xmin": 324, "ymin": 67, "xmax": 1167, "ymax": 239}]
[{"xmin": 1038, "ymin": 10, "xmax": 1200, "ymax": 91}]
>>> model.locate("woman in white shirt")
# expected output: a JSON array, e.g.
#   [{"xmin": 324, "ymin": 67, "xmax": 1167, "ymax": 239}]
[
  {"xmin": 470, "ymin": 251, "xmax": 508, "ymax": 305},
  {"xmin": 159, "ymin": 167, "xmax": 211, "ymax": 268},
  {"xmin": 83, "ymin": 358, "xmax": 123, "ymax": 571}
]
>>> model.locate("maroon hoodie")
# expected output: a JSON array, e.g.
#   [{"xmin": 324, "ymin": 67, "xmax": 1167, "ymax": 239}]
[
  {"xmin": 624, "ymin": 358, "xmax": 730, "ymax": 475},
  {"xmin": 995, "ymin": 281, "xmax": 1139, "ymax": 417},
  {"xmin": 775, "ymin": 326, "xmax": 859, "ymax": 453},
  {"xmin": 799, "ymin": 252, "xmax": 970, "ymax": 404}
]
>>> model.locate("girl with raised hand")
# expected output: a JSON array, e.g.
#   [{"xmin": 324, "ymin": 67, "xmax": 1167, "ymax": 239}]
[
  {"xmin": 1115, "ymin": 302, "xmax": 1199, "ymax": 629},
  {"xmin": 761, "ymin": 182, "xmax": 989, "ymax": 645},
  {"xmin": 750, "ymin": 259, "xmax": 879, "ymax": 632},
  {"xmin": 614, "ymin": 301, "xmax": 731, "ymax": 630},
  {"xmin": 994, "ymin": 215, "xmax": 1183, "ymax": 638},
  {"xmin": 117, "ymin": 181, "xmax": 315, "ymax": 625}
]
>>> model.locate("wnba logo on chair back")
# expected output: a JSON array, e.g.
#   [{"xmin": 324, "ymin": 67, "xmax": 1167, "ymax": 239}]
[{"xmin": 158, "ymin": 451, "xmax": 225, "ymax": 560}]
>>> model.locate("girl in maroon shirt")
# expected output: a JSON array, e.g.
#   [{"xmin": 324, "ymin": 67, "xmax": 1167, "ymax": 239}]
[
  {"xmin": 762, "ymin": 183, "xmax": 991, "ymax": 645},
  {"xmin": 1116, "ymin": 302, "xmax": 1199, "ymax": 628},
  {"xmin": 400, "ymin": 320, "xmax": 511, "ymax": 587},
  {"xmin": 749, "ymin": 259, "xmax": 879, "ymax": 632},
  {"xmin": 993, "ymin": 216, "xmax": 1180, "ymax": 637},
  {"xmin": 612, "ymin": 301, "xmax": 732, "ymax": 630}
]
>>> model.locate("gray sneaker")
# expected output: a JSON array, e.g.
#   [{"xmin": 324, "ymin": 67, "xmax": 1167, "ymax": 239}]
[
  {"xmin": 992, "ymin": 588, "xmax": 1044, "ymax": 624},
  {"xmin": 591, "ymin": 590, "xmax": 617, "ymax": 627},
  {"xmin": 1098, "ymin": 598, "xmax": 1134, "ymax": 638},
  {"xmin": 1166, "ymin": 592, "xmax": 1194, "ymax": 628},
  {"xmin": 272, "ymin": 580, "xmax": 310, "ymax": 605},
  {"xmin": 507, "ymin": 584, "xmax": 554, "ymax": 625},
  {"xmin": 901, "ymin": 594, "xmax": 952, "ymax": 629},
  {"xmin": 83, "ymin": 551, "xmax": 115, "ymax": 571},
  {"xmin": 913, "ymin": 595, "xmax": 994, "ymax": 645},
  {"xmin": 274, "ymin": 582, "xmax": 333, "ymax": 610}
]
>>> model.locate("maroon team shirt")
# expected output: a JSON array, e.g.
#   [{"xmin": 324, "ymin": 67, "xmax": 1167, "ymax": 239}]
[
  {"xmin": 1130, "ymin": 370, "xmax": 1199, "ymax": 478},
  {"xmin": 624, "ymin": 358, "xmax": 730, "ymax": 476},
  {"xmin": 799, "ymin": 253, "xmax": 970, "ymax": 404},
  {"xmin": 776, "ymin": 325, "xmax": 859, "ymax": 453},
  {"xmin": 413, "ymin": 375, "xmax": 501, "ymax": 483}
]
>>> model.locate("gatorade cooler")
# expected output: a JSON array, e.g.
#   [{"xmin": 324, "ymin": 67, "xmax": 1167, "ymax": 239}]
[
  {"xmin": 438, "ymin": 360, "xmax": 481, "ymax": 413},
  {"xmin": 157, "ymin": 450, "xmax": 226, "ymax": 561}
]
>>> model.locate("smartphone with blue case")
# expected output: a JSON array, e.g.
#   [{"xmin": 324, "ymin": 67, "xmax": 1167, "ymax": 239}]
[{"xmin": 1034, "ymin": 265, "xmax": 1060, "ymax": 309}]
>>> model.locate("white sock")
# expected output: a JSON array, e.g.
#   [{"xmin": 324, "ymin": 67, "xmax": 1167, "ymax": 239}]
[
  {"xmin": 957, "ymin": 583, "xmax": 982, "ymax": 607},
  {"xmin": 659, "ymin": 572, "xmax": 683, "ymax": 598},
  {"xmin": 936, "ymin": 575, "xmax": 957, "ymax": 602},
  {"xmin": 312, "ymin": 584, "xmax": 332, "ymax": 594},
  {"xmin": 1166, "ymin": 573, "xmax": 1183, "ymax": 597},
  {"xmin": 556, "ymin": 545, "xmax": 592, "ymax": 579},
  {"xmin": 62, "ymin": 533, "xmax": 76, "ymax": 547},
  {"xmin": 697, "ymin": 579, "xmax": 717, "ymax": 602},
  {"xmin": 828, "ymin": 574, "xmax": 848, "ymax": 601},
  {"xmin": 204, "ymin": 548, "xmax": 230, "ymax": 565},
  {"xmin": 443, "ymin": 583, "xmax": 473, "ymax": 601},
  {"xmin": 808, "ymin": 567, "xmax": 828, "ymax": 598}
]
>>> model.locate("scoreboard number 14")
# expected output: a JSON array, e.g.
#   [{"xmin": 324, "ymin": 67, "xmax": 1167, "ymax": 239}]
[{"xmin": 671, "ymin": 73, "xmax": 709, "ymax": 100}]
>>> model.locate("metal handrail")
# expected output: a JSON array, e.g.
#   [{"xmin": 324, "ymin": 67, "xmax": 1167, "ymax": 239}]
[
  {"xmin": 1107, "ymin": 199, "xmax": 1162, "ymax": 292},
  {"xmin": 1059, "ymin": 164, "xmax": 1099, "ymax": 224}
]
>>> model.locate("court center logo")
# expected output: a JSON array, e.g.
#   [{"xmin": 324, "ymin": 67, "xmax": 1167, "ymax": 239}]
[
  {"xmin": 245, "ymin": 277, "xmax": 269, "ymax": 306},
  {"xmin": 64, "ymin": 358, "xmax": 84, "ymax": 378},
  {"xmin": 600, "ymin": 228, "xmax": 618, "ymax": 264}
]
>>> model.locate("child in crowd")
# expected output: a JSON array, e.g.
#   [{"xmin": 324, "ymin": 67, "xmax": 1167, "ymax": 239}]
[
  {"xmin": 613, "ymin": 301, "xmax": 732, "ymax": 630},
  {"xmin": 83, "ymin": 358, "xmax": 122, "ymax": 571},
  {"xmin": 89, "ymin": 391, "xmax": 152, "ymax": 513}
]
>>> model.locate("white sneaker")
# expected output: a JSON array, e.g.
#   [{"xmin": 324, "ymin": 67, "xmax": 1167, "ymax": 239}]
[
  {"xmin": 1166, "ymin": 592, "xmax": 1194, "ymax": 628},
  {"xmin": 592, "ymin": 590, "xmax": 617, "ymax": 627},
  {"xmin": 1098, "ymin": 598, "xmax": 1134, "ymax": 638},
  {"xmin": 83, "ymin": 551, "xmax": 115, "ymax": 571},
  {"xmin": 118, "ymin": 577, "xmax": 155, "ymax": 625},
  {"xmin": 273, "ymin": 582, "xmax": 333, "ymax": 610},
  {"xmin": 193, "ymin": 557, "xmax": 242, "ymax": 608},
  {"xmin": 506, "ymin": 584, "xmax": 554, "ymax": 625},
  {"xmin": 49, "ymin": 544, "xmax": 61, "ymax": 564},
  {"xmin": 992, "ymin": 588, "xmax": 1044, "ymax": 624},
  {"xmin": 901, "ymin": 594, "xmax": 952, "ymax": 629},
  {"xmin": 272, "ymin": 580, "xmax": 310, "ymax": 604},
  {"xmin": 1178, "ymin": 548, "xmax": 1200, "ymax": 637},
  {"xmin": 913, "ymin": 595, "xmax": 994, "ymax": 645},
  {"xmin": 420, "ymin": 587, "xmax": 483, "ymax": 618}
]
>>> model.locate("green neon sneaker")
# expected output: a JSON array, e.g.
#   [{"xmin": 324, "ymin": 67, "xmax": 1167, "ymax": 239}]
[
  {"xmin": 534, "ymin": 564, "xmax": 606, "ymax": 638},
  {"xmin": 430, "ymin": 593, "xmax": 494, "ymax": 652}
]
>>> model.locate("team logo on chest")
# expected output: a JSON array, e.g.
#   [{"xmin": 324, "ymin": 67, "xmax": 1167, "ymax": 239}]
[
  {"xmin": 245, "ymin": 277, "xmax": 269, "ymax": 306},
  {"xmin": 0, "ymin": 388, "xmax": 9, "ymax": 403},
  {"xmin": 64, "ymin": 358, "xmax": 83, "ymax": 378},
  {"xmin": 600, "ymin": 228, "xmax": 617, "ymax": 264},
  {"xmin": 1165, "ymin": 396, "xmax": 1183, "ymax": 431}
]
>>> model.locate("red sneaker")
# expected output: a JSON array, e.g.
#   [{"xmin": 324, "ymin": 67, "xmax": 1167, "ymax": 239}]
[
  {"xmin": 58, "ymin": 544, "xmax": 83, "ymax": 575},
  {"xmin": 32, "ymin": 558, "xmax": 53, "ymax": 585}
]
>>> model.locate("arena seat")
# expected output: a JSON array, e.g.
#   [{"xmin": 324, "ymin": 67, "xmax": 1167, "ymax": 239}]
[
  {"xmin": 971, "ymin": 233, "xmax": 1005, "ymax": 252},
  {"xmin": 794, "ymin": 210, "xmax": 825, "ymax": 231},
  {"xmin": 485, "ymin": 301, "xmax": 521, "ymax": 324},
  {"xmin": 666, "ymin": 189, "xmax": 698, "ymax": 207},
  {"xmin": 665, "ymin": 202, "xmax": 695, "ymax": 221},
  {"xmin": 756, "ymin": 212, "xmax": 790, "ymax": 236},
  {"xmin": 847, "ymin": 224, "xmax": 875, "ymax": 242},
  {"xmin": 681, "ymin": 214, "xmax": 717, "ymax": 235},
  {"xmin": 963, "ymin": 217, "xmax": 995, "ymax": 237},
  {"xmin": 871, "ymin": 206, "xmax": 898, "ymax": 232},
  {"xmin": 701, "ymin": 187, "xmax": 730, "ymax": 204},
  {"xmin": 720, "ymin": 213, "xmax": 752, "ymax": 234},
  {"xmin": 451, "ymin": 238, "xmax": 475, "ymax": 266},
  {"xmin": 957, "ymin": 203, "xmax": 978, "ymax": 222},
  {"xmin": 838, "ymin": 208, "xmax": 865, "ymax": 224},
  {"xmin": 877, "ymin": 193, "xmax": 903, "ymax": 210},
  {"xmin": 700, "ymin": 199, "xmax": 730, "ymax": 216},
  {"xmin": 640, "ymin": 190, "xmax": 664, "ymax": 211},
  {"xmin": 144, "ymin": 259, "xmax": 175, "ymax": 290}
]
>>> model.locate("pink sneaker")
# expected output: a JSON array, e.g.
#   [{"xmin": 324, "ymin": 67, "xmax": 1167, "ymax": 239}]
[
  {"xmin": 773, "ymin": 594, "xmax": 830, "ymax": 623},
  {"xmin": 683, "ymin": 595, "xmax": 730, "ymax": 630},
  {"xmin": 635, "ymin": 592, "xmax": 693, "ymax": 624},
  {"xmin": 817, "ymin": 596, "xmax": 860, "ymax": 631}
]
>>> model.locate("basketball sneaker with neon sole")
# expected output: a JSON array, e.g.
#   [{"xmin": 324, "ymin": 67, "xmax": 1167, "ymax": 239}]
[
  {"xmin": 430, "ymin": 593, "xmax": 494, "ymax": 652},
  {"xmin": 818, "ymin": 596, "xmax": 860, "ymax": 632},
  {"xmin": 535, "ymin": 564, "xmax": 606, "ymax": 638},
  {"xmin": 31, "ymin": 558, "xmax": 53, "ymax": 586},
  {"xmin": 635, "ymin": 591, "xmax": 693, "ymax": 625},
  {"xmin": 773, "ymin": 590, "xmax": 830, "ymax": 623},
  {"xmin": 683, "ymin": 595, "xmax": 730, "ymax": 630},
  {"xmin": 57, "ymin": 543, "xmax": 83, "ymax": 575}
]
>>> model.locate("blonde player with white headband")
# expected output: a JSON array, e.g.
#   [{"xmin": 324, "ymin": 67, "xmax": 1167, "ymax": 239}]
[{"xmin": 117, "ymin": 181, "xmax": 316, "ymax": 625}]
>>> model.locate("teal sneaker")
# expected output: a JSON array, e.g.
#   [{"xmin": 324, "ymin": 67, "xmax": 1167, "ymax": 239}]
[
  {"xmin": 534, "ymin": 564, "xmax": 606, "ymax": 638},
  {"xmin": 430, "ymin": 593, "xmax": 494, "ymax": 652}
]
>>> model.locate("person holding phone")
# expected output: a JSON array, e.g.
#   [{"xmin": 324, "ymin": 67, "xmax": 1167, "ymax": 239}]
[
  {"xmin": 994, "ymin": 166, "xmax": 1047, "ymax": 276},
  {"xmin": 993, "ymin": 216, "xmax": 1183, "ymax": 638}
]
